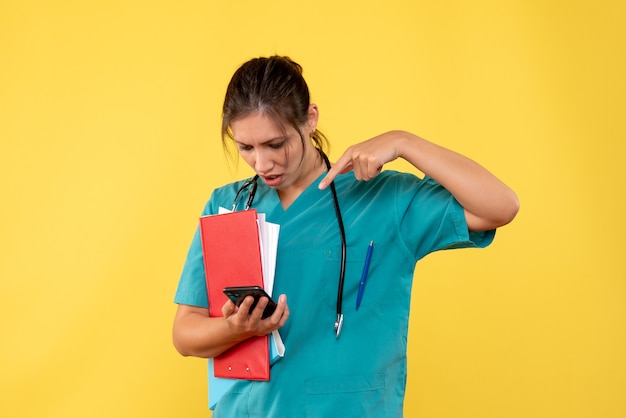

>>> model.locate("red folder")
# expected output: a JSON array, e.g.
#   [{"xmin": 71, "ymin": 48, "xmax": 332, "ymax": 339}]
[{"xmin": 199, "ymin": 209, "xmax": 270, "ymax": 381}]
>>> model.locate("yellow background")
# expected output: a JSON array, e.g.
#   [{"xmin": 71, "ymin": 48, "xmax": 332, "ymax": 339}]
[{"xmin": 1, "ymin": 1, "xmax": 624, "ymax": 417}]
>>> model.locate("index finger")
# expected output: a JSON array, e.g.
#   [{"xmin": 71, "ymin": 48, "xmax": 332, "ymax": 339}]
[{"xmin": 319, "ymin": 158, "xmax": 353, "ymax": 190}]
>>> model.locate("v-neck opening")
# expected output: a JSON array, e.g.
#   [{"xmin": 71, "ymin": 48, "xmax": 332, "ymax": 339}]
[{"xmin": 264, "ymin": 171, "xmax": 328, "ymax": 215}]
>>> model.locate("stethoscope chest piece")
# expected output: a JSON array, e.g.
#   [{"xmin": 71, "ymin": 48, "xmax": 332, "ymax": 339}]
[{"xmin": 334, "ymin": 313, "xmax": 344, "ymax": 338}]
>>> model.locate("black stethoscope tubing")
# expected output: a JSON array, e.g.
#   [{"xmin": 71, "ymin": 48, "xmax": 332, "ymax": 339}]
[
  {"xmin": 231, "ymin": 150, "xmax": 347, "ymax": 338},
  {"xmin": 320, "ymin": 152, "xmax": 347, "ymax": 338}
]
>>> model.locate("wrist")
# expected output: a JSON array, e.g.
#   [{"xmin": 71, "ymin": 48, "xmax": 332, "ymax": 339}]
[{"xmin": 392, "ymin": 130, "xmax": 422, "ymax": 161}]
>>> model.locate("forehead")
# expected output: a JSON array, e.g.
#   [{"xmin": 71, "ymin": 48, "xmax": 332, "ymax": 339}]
[{"xmin": 230, "ymin": 111, "xmax": 298, "ymax": 143}]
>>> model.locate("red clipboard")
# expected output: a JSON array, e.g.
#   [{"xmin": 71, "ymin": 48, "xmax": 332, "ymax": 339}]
[{"xmin": 199, "ymin": 209, "xmax": 270, "ymax": 381}]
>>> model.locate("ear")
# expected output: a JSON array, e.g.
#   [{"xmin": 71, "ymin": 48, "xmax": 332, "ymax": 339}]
[{"xmin": 306, "ymin": 104, "xmax": 319, "ymax": 135}]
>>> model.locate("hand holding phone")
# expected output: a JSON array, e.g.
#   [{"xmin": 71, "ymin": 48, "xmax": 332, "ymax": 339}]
[{"xmin": 222, "ymin": 286, "xmax": 277, "ymax": 319}]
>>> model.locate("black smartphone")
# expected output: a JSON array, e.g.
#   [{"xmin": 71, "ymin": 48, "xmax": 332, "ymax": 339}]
[{"xmin": 222, "ymin": 286, "xmax": 277, "ymax": 319}]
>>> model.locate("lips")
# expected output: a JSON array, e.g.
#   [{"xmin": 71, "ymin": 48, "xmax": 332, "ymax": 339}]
[{"xmin": 261, "ymin": 174, "xmax": 283, "ymax": 187}]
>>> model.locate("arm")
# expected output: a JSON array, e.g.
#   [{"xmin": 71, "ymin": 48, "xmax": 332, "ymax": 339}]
[
  {"xmin": 173, "ymin": 294, "xmax": 289, "ymax": 358},
  {"xmin": 319, "ymin": 130, "xmax": 519, "ymax": 231}
]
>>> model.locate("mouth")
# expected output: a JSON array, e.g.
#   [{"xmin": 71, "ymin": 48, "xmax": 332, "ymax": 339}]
[{"xmin": 261, "ymin": 174, "xmax": 283, "ymax": 187}]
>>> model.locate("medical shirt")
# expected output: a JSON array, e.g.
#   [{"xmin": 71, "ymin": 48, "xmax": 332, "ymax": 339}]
[{"xmin": 174, "ymin": 170, "xmax": 495, "ymax": 418}]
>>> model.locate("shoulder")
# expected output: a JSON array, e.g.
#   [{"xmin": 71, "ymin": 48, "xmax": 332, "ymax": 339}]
[
  {"xmin": 333, "ymin": 170, "xmax": 457, "ymax": 217},
  {"xmin": 211, "ymin": 179, "xmax": 249, "ymax": 199},
  {"xmin": 334, "ymin": 170, "xmax": 425, "ymax": 196},
  {"xmin": 201, "ymin": 179, "xmax": 252, "ymax": 215}
]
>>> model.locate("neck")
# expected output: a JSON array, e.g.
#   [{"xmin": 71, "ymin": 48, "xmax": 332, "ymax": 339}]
[{"xmin": 277, "ymin": 149, "xmax": 326, "ymax": 209}]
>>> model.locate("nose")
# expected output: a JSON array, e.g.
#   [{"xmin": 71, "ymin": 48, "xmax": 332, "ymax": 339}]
[{"xmin": 254, "ymin": 149, "xmax": 274, "ymax": 174}]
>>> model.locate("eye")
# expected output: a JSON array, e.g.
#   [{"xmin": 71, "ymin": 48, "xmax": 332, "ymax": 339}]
[
  {"xmin": 237, "ymin": 144, "xmax": 253, "ymax": 152},
  {"xmin": 269, "ymin": 140, "xmax": 285, "ymax": 150}
]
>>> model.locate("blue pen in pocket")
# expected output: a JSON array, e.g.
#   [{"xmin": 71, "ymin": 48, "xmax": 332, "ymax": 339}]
[{"xmin": 356, "ymin": 241, "xmax": 374, "ymax": 310}]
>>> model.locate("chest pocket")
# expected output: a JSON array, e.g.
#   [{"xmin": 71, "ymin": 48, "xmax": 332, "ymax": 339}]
[{"xmin": 320, "ymin": 242, "xmax": 380, "ymax": 311}]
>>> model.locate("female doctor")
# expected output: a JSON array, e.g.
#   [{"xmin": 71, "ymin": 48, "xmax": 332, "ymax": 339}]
[{"xmin": 173, "ymin": 55, "xmax": 519, "ymax": 417}]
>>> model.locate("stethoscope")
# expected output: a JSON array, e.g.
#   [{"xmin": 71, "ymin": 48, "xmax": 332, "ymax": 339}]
[{"xmin": 231, "ymin": 151, "xmax": 347, "ymax": 338}]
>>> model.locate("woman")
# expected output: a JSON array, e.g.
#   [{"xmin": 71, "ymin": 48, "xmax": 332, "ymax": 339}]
[{"xmin": 173, "ymin": 56, "xmax": 519, "ymax": 417}]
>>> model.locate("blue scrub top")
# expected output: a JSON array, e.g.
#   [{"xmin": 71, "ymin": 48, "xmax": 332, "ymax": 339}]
[{"xmin": 175, "ymin": 170, "xmax": 494, "ymax": 418}]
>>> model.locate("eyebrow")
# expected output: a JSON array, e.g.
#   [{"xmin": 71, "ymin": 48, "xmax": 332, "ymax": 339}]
[{"xmin": 234, "ymin": 135, "xmax": 287, "ymax": 146}]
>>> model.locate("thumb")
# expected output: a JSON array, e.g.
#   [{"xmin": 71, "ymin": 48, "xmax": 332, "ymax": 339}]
[{"xmin": 221, "ymin": 300, "xmax": 236, "ymax": 318}]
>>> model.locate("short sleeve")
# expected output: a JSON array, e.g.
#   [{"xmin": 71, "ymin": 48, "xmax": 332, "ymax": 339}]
[
  {"xmin": 173, "ymin": 194, "xmax": 220, "ymax": 308},
  {"xmin": 173, "ymin": 225, "xmax": 209, "ymax": 308},
  {"xmin": 396, "ymin": 175, "xmax": 495, "ymax": 261}
]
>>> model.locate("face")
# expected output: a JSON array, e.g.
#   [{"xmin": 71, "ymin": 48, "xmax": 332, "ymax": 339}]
[{"xmin": 230, "ymin": 109, "xmax": 319, "ymax": 194}]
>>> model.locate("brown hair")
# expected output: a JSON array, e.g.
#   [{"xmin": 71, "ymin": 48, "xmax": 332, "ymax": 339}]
[{"xmin": 221, "ymin": 56, "xmax": 328, "ymax": 157}]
